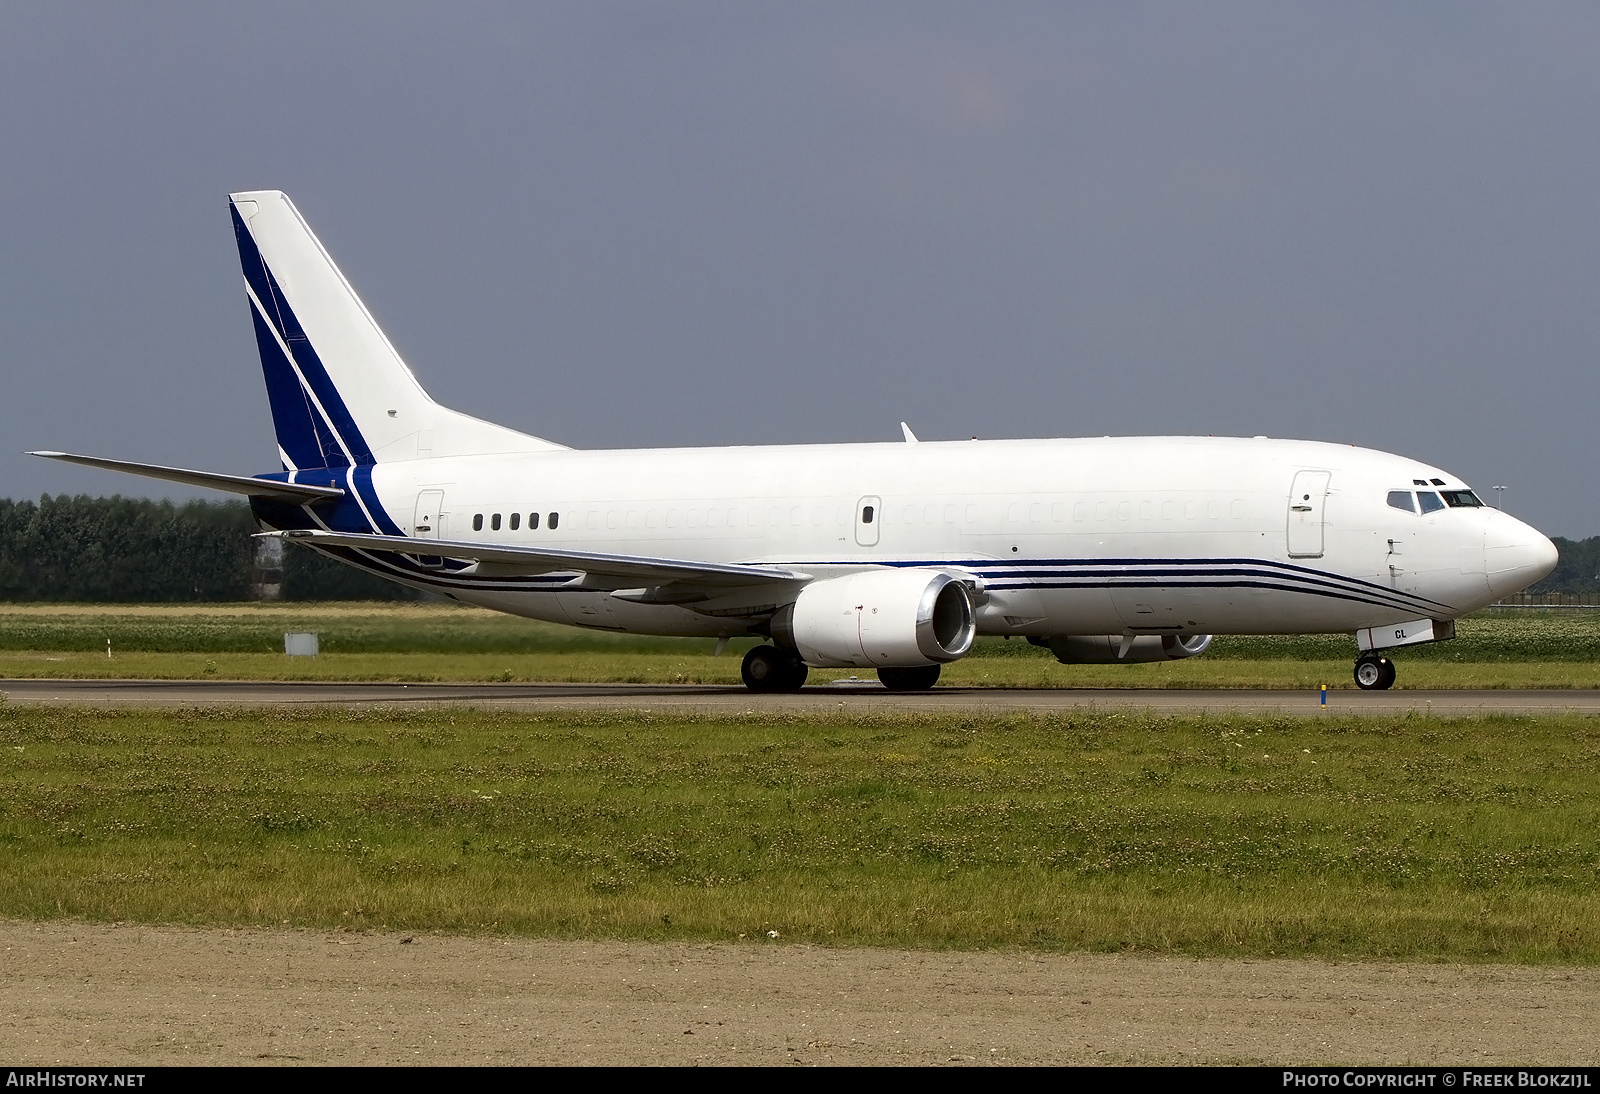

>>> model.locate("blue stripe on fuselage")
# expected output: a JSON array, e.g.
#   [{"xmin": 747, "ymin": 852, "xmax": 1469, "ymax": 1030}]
[
  {"xmin": 248, "ymin": 468, "xmax": 377, "ymax": 534},
  {"xmin": 351, "ymin": 465, "xmax": 403, "ymax": 535},
  {"xmin": 231, "ymin": 517, "xmax": 1450, "ymax": 619},
  {"xmin": 779, "ymin": 555, "xmax": 1453, "ymax": 614},
  {"xmin": 248, "ymin": 467, "xmax": 401, "ymax": 546}
]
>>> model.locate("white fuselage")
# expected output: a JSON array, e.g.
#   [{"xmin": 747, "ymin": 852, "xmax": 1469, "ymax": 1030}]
[
  {"xmin": 330, "ymin": 434, "xmax": 1553, "ymax": 639},
  {"xmin": 39, "ymin": 190, "xmax": 1562, "ymax": 678}
]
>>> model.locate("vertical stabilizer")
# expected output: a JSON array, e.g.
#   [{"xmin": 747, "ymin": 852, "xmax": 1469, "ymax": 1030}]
[{"xmin": 230, "ymin": 190, "xmax": 563, "ymax": 470}]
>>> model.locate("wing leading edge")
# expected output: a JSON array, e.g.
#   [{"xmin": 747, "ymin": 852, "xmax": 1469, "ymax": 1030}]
[{"xmin": 263, "ymin": 529, "xmax": 812, "ymax": 589}]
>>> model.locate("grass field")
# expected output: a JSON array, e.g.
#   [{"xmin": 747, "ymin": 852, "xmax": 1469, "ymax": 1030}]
[
  {"xmin": 3, "ymin": 705, "xmax": 1597, "ymax": 961},
  {"xmin": 1, "ymin": 602, "xmax": 1598, "ymax": 688}
]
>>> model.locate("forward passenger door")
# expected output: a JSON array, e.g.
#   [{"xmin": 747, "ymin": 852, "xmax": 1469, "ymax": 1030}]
[{"xmin": 1286, "ymin": 471, "xmax": 1331, "ymax": 558}]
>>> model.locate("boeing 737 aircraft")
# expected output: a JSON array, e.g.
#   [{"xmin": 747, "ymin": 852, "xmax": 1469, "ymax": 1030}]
[{"xmin": 33, "ymin": 191, "xmax": 1559, "ymax": 691}]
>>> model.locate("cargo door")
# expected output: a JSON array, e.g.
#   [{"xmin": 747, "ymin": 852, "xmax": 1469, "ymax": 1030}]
[{"xmin": 1286, "ymin": 471, "xmax": 1331, "ymax": 558}]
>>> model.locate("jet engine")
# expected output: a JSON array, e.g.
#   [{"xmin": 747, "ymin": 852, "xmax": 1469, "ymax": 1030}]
[
  {"xmin": 1037, "ymin": 633, "xmax": 1212, "ymax": 664},
  {"xmin": 772, "ymin": 568, "xmax": 976, "ymax": 668}
]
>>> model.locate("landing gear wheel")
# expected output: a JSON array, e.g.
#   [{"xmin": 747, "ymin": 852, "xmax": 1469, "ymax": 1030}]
[
  {"xmin": 1353, "ymin": 655, "xmax": 1396, "ymax": 691},
  {"xmin": 878, "ymin": 665, "xmax": 941, "ymax": 691},
  {"xmin": 741, "ymin": 645, "xmax": 808, "ymax": 692}
]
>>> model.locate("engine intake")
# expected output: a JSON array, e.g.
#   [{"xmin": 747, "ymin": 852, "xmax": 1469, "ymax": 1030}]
[
  {"xmin": 774, "ymin": 569, "xmax": 976, "ymax": 668},
  {"xmin": 1040, "ymin": 633, "xmax": 1212, "ymax": 664}
]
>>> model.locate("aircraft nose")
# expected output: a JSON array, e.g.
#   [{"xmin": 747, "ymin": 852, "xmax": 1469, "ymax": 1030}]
[{"xmin": 1484, "ymin": 515, "xmax": 1559, "ymax": 599}]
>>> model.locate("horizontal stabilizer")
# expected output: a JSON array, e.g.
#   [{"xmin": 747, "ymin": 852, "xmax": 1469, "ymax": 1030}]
[
  {"xmin": 29, "ymin": 451, "xmax": 345, "ymax": 503},
  {"xmin": 263, "ymin": 529, "xmax": 810, "ymax": 588}
]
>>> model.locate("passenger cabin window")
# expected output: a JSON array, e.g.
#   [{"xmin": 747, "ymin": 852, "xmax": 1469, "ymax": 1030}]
[
  {"xmin": 529, "ymin": 512, "xmax": 539, "ymax": 529},
  {"xmin": 473, "ymin": 513, "xmax": 483, "ymax": 531},
  {"xmin": 491, "ymin": 513, "xmax": 502, "ymax": 531},
  {"xmin": 548, "ymin": 512, "xmax": 560, "ymax": 529},
  {"xmin": 1440, "ymin": 491, "xmax": 1483, "ymax": 508},
  {"xmin": 509, "ymin": 513, "xmax": 520, "ymax": 530},
  {"xmin": 1386, "ymin": 491, "xmax": 1416, "ymax": 513},
  {"xmin": 1417, "ymin": 491, "xmax": 1446, "ymax": 514}
]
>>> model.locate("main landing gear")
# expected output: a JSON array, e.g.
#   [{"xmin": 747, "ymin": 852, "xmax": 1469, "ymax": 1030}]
[
  {"xmin": 878, "ymin": 665, "xmax": 941, "ymax": 691},
  {"xmin": 741, "ymin": 644, "xmax": 809, "ymax": 692},
  {"xmin": 1353, "ymin": 653, "xmax": 1396, "ymax": 691},
  {"xmin": 738, "ymin": 646, "xmax": 944, "ymax": 693}
]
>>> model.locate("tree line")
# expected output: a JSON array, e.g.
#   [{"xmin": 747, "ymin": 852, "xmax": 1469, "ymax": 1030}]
[
  {"xmin": 1526, "ymin": 535, "xmax": 1600, "ymax": 597},
  {"xmin": 0, "ymin": 493, "xmax": 1593, "ymax": 602},
  {"xmin": 0, "ymin": 495, "xmax": 413, "ymax": 601}
]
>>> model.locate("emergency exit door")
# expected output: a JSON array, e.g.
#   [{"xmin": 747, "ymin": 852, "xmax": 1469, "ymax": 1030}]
[{"xmin": 855, "ymin": 496, "xmax": 881, "ymax": 547}]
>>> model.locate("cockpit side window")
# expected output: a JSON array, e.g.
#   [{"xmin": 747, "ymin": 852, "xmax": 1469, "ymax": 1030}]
[
  {"xmin": 1386, "ymin": 490, "xmax": 1417, "ymax": 514},
  {"xmin": 1417, "ymin": 491, "xmax": 1446, "ymax": 514},
  {"xmin": 1440, "ymin": 490, "xmax": 1483, "ymax": 508}
]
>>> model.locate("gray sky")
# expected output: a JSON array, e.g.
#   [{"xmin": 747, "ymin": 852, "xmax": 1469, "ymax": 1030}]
[{"xmin": 4, "ymin": 2, "xmax": 1597, "ymax": 536}]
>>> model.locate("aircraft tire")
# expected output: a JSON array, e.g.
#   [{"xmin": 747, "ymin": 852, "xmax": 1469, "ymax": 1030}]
[
  {"xmin": 742, "ymin": 645, "xmax": 808, "ymax": 692},
  {"xmin": 878, "ymin": 664, "xmax": 941, "ymax": 691},
  {"xmin": 781, "ymin": 656, "xmax": 810, "ymax": 691},
  {"xmin": 1353, "ymin": 655, "xmax": 1396, "ymax": 691}
]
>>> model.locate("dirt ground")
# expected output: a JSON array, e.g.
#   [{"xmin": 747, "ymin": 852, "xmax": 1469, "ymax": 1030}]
[{"xmin": 3, "ymin": 922, "xmax": 1598, "ymax": 1066}]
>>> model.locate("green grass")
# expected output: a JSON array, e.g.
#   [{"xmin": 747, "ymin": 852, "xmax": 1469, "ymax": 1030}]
[
  {"xmin": 6, "ymin": 602, "xmax": 1600, "ymax": 658},
  {"xmin": 0, "ymin": 601, "xmax": 701, "ymax": 654},
  {"xmin": 3, "ymin": 706, "xmax": 1598, "ymax": 961},
  {"xmin": 3, "ymin": 603, "xmax": 1599, "ymax": 687}
]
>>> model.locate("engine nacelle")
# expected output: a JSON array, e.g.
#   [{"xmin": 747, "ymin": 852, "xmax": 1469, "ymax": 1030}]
[
  {"xmin": 1040, "ymin": 633, "xmax": 1212, "ymax": 665},
  {"xmin": 774, "ymin": 569, "xmax": 977, "ymax": 669}
]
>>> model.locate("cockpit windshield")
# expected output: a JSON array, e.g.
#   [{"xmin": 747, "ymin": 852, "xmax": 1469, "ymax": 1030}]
[{"xmin": 1389, "ymin": 488, "xmax": 1485, "ymax": 514}]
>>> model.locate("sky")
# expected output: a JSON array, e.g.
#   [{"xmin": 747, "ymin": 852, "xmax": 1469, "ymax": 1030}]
[{"xmin": 3, "ymin": 2, "xmax": 1597, "ymax": 536}]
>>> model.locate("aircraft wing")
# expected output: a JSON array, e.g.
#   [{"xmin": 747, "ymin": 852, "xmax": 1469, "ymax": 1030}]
[
  {"xmin": 29, "ymin": 451, "xmax": 345, "ymax": 504},
  {"xmin": 264, "ymin": 529, "xmax": 812, "ymax": 588}
]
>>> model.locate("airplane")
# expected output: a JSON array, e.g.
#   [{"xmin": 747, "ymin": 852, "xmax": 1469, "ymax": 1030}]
[{"xmin": 32, "ymin": 190, "xmax": 1559, "ymax": 692}]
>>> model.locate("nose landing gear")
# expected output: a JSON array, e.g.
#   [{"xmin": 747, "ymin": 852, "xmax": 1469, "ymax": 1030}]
[{"xmin": 1354, "ymin": 654, "xmax": 1396, "ymax": 691}]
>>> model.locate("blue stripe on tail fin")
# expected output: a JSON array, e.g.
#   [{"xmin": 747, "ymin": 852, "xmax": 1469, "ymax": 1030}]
[
  {"xmin": 235, "ymin": 204, "xmax": 325, "ymax": 469},
  {"xmin": 231, "ymin": 201, "xmax": 372, "ymax": 470},
  {"xmin": 245, "ymin": 289, "xmax": 336, "ymax": 470},
  {"xmin": 230, "ymin": 190, "xmax": 566, "ymax": 467}
]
